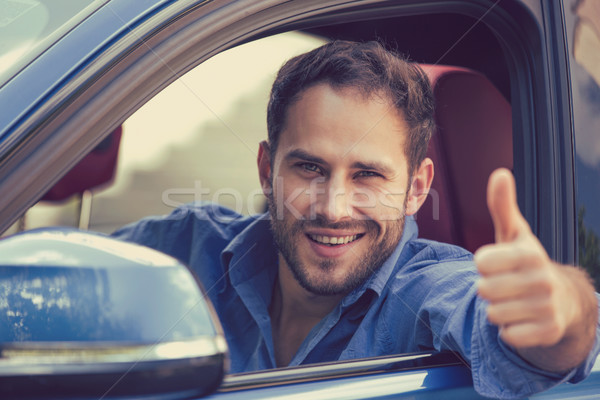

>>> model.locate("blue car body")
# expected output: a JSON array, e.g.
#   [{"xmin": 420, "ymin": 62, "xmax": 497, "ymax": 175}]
[{"xmin": 1, "ymin": 0, "xmax": 599, "ymax": 398}]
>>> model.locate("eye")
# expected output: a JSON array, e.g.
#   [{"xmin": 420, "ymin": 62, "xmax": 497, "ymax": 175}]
[
  {"xmin": 355, "ymin": 170, "xmax": 383, "ymax": 179},
  {"xmin": 297, "ymin": 162, "xmax": 323, "ymax": 175}
]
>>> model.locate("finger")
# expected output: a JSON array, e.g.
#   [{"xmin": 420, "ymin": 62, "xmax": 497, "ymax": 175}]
[
  {"xmin": 486, "ymin": 297, "xmax": 552, "ymax": 326},
  {"xmin": 487, "ymin": 168, "xmax": 529, "ymax": 243},
  {"xmin": 500, "ymin": 320, "xmax": 565, "ymax": 348},
  {"xmin": 478, "ymin": 272, "xmax": 546, "ymax": 302},
  {"xmin": 478, "ymin": 266, "xmax": 554, "ymax": 302},
  {"xmin": 474, "ymin": 242, "xmax": 543, "ymax": 277},
  {"xmin": 478, "ymin": 275, "xmax": 527, "ymax": 302}
]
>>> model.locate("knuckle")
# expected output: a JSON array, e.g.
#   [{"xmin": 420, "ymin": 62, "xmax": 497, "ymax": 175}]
[
  {"xmin": 486, "ymin": 305, "xmax": 501, "ymax": 324},
  {"xmin": 475, "ymin": 250, "xmax": 500, "ymax": 276},
  {"xmin": 477, "ymin": 279, "xmax": 493, "ymax": 299},
  {"xmin": 537, "ymin": 301, "xmax": 554, "ymax": 317},
  {"xmin": 514, "ymin": 241, "xmax": 534, "ymax": 256},
  {"xmin": 529, "ymin": 272, "xmax": 553, "ymax": 295},
  {"xmin": 523, "ymin": 253, "xmax": 544, "ymax": 269},
  {"xmin": 543, "ymin": 320, "xmax": 564, "ymax": 345},
  {"xmin": 541, "ymin": 331, "xmax": 561, "ymax": 346},
  {"xmin": 501, "ymin": 327, "xmax": 522, "ymax": 347},
  {"xmin": 513, "ymin": 243, "xmax": 546, "ymax": 269}
]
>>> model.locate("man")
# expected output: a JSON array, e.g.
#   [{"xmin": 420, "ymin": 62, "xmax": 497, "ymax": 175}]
[{"xmin": 113, "ymin": 41, "xmax": 600, "ymax": 398}]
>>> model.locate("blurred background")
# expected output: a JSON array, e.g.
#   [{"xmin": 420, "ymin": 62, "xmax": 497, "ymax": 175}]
[{"xmin": 3, "ymin": 32, "xmax": 326, "ymax": 235}]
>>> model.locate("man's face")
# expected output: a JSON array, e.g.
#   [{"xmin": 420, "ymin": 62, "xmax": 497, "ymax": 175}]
[{"xmin": 261, "ymin": 84, "xmax": 418, "ymax": 296}]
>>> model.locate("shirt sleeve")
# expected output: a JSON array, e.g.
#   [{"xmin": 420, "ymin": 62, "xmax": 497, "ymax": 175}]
[
  {"xmin": 434, "ymin": 267, "xmax": 600, "ymax": 398},
  {"xmin": 469, "ymin": 292, "xmax": 600, "ymax": 399},
  {"xmin": 396, "ymin": 244, "xmax": 600, "ymax": 399}
]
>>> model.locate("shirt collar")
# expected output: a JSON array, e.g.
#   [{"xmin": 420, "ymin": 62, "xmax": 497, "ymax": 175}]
[
  {"xmin": 220, "ymin": 213, "xmax": 277, "ymax": 291},
  {"xmin": 220, "ymin": 213, "xmax": 419, "ymax": 305}
]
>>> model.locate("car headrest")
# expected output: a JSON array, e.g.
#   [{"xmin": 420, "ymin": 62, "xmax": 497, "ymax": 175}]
[
  {"xmin": 41, "ymin": 126, "xmax": 122, "ymax": 202},
  {"xmin": 416, "ymin": 65, "xmax": 513, "ymax": 253}
]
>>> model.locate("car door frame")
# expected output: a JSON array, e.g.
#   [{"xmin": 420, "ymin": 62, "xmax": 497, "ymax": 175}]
[{"xmin": 0, "ymin": 0, "xmax": 571, "ymax": 265}]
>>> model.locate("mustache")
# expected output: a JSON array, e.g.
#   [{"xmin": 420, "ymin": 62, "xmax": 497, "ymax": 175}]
[{"xmin": 298, "ymin": 215, "xmax": 378, "ymax": 232}]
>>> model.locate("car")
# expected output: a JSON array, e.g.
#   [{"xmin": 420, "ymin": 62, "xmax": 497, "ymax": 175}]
[{"xmin": 1, "ymin": 0, "xmax": 599, "ymax": 398}]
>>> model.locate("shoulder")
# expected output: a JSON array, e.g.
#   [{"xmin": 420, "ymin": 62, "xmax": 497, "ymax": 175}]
[
  {"xmin": 377, "ymin": 238, "xmax": 480, "ymax": 352},
  {"xmin": 390, "ymin": 238, "xmax": 478, "ymax": 294},
  {"xmin": 401, "ymin": 238, "xmax": 474, "ymax": 271},
  {"xmin": 379, "ymin": 239, "xmax": 480, "ymax": 338},
  {"xmin": 111, "ymin": 202, "xmax": 262, "ymax": 255}
]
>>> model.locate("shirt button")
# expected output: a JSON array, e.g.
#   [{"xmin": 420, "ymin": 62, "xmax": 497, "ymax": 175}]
[{"xmin": 488, "ymin": 361, "xmax": 497, "ymax": 373}]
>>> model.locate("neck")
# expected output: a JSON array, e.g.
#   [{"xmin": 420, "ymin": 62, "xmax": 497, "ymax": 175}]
[
  {"xmin": 272, "ymin": 255, "xmax": 344, "ymax": 321},
  {"xmin": 269, "ymin": 255, "xmax": 344, "ymax": 367}
]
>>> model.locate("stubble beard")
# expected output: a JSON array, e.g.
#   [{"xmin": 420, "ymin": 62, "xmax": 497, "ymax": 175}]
[{"xmin": 266, "ymin": 187, "xmax": 407, "ymax": 296}]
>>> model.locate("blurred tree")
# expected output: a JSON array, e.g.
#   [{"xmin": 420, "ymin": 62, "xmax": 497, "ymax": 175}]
[{"xmin": 578, "ymin": 206, "xmax": 600, "ymax": 291}]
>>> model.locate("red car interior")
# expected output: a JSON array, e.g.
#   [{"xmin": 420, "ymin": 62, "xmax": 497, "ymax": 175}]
[
  {"xmin": 41, "ymin": 126, "xmax": 122, "ymax": 202},
  {"xmin": 417, "ymin": 64, "xmax": 513, "ymax": 253}
]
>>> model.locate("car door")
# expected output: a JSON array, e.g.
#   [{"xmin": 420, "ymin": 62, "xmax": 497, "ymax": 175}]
[{"xmin": 1, "ymin": 0, "xmax": 599, "ymax": 398}]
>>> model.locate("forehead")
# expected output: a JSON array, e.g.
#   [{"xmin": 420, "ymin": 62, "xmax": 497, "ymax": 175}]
[{"xmin": 277, "ymin": 84, "xmax": 409, "ymax": 167}]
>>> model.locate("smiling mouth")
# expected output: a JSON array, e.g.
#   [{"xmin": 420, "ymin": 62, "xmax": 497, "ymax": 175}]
[{"xmin": 307, "ymin": 233, "xmax": 364, "ymax": 246}]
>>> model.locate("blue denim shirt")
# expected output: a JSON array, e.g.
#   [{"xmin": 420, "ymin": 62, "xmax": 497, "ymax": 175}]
[{"xmin": 112, "ymin": 203, "xmax": 600, "ymax": 399}]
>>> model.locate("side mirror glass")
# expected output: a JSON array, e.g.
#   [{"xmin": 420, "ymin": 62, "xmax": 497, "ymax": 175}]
[{"xmin": 0, "ymin": 228, "xmax": 227, "ymax": 398}]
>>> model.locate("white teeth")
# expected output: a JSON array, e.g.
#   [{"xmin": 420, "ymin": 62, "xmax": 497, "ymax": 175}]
[{"xmin": 309, "ymin": 234, "xmax": 360, "ymax": 245}]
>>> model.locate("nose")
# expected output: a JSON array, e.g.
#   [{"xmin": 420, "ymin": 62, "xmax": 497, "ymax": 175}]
[{"xmin": 312, "ymin": 174, "xmax": 352, "ymax": 222}]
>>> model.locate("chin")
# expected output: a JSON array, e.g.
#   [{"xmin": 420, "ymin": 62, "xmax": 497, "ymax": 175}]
[{"xmin": 296, "ymin": 265, "xmax": 367, "ymax": 296}]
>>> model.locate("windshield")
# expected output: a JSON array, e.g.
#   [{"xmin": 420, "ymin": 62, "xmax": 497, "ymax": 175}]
[{"xmin": 0, "ymin": 0, "xmax": 106, "ymax": 86}]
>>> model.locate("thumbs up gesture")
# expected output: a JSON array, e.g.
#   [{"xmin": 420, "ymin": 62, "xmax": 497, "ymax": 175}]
[{"xmin": 475, "ymin": 169, "xmax": 597, "ymax": 371}]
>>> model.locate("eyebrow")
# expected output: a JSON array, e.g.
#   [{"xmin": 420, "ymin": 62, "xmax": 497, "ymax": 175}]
[
  {"xmin": 350, "ymin": 160, "xmax": 395, "ymax": 176},
  {"xmin": 284, "ymin": 149, "xmax": 329, "ymax": 166},
  {"xmin": 284, "ymin": 148, "xmax": 395, "ymax": 176}
]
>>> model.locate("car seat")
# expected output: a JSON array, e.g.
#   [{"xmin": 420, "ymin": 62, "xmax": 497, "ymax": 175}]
[
  {"xmin": 41, "ymin": 126, "xmax": 122, "ymax": 202},
  {"xmin": 416, "ymin": 65, "xmax": 513, "ymax": 253},
  {"xmin": 38, "ymin": 126, "xmax": 123, "ymax": 229}
]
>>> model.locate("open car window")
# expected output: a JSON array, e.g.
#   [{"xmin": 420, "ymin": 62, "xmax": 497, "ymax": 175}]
[
  {"xmin": 3, "ymin": 31, "xmax": 327, "ymax": 235},
  {"xmin": 6, "ymin": 8, "xmax": 515, "ymax": 362},
  {"xmin": 7, "ymin": 11, "xmax": 515, "ymax": 253},
  {"xmin": 4, "ymin": 6, "xmax": 521, "ymax": 368}
]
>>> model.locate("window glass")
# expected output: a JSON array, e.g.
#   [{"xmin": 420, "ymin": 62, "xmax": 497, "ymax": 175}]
[
  {"xmin": 564, "ymin": 0, "xmax": 600, "ymax": 289},
  {"xmin": 4, "ymin": 32, "xmax": 326, "ymax": 235},
  {"xmin": 0, "ymin": 0, "xmax": 104, "ymax": 85}
]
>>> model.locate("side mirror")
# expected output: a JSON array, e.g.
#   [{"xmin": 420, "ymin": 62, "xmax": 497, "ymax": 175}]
[{"xmin": 0, "ymin": 228, "xmax": 227, "ymax": 398}]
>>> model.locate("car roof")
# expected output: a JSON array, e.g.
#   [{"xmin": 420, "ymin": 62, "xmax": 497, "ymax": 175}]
[{"xmin": 0, "ymin": 0, "xmax": 107, "ymax": 87}]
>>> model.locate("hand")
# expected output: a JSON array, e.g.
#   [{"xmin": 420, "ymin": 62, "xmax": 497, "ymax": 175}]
[{"xmin": 474, "ymin": 169, "xmax": 596, "ymax": 369}]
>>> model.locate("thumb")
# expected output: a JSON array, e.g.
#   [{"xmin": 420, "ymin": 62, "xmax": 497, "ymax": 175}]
[{"xmin": 487, "ymin": 168, "xmax": 528, "ymax": 243}]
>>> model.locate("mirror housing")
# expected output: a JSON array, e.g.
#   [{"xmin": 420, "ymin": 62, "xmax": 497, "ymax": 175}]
[{"xmin": 0, "ymin": 228, "xmax": 227, "ymax": 398}]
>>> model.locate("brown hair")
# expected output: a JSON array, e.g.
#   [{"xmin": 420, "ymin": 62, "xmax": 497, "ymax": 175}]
[{"xmin": 267, "ymin": 40, "xmax": 435, "ymax": 177}]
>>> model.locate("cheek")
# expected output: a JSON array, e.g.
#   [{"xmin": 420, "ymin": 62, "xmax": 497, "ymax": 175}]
[
  {"xmin": 350, "ymin": 190, "xmax": 375, "ymax": 209},
  {"xmin": 351, "ymin": 186, "xmax": 407, "ymax": 221},
  {"xmin": 272, "ymin": 175, "xmax": 313, "ymax": 215},
  {"xmin": 379, "ymin": 193, "xmax": 407, "ymax": 220}
]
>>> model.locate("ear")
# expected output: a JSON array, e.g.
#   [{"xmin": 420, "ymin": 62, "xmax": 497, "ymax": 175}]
[
  {"xmin": 257, "ymin": 140, "xmax": 272, "ymax": 195},
  {"xmin": 405, "ymin": 157, "xmax": 434, "ymax": 216}
]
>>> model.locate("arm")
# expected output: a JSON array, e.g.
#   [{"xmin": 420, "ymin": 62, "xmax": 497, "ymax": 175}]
[{"xmin": 475, "ymin": 169, "xmax": 598, "ymax": 372}]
